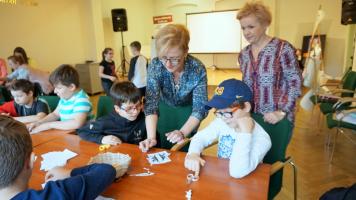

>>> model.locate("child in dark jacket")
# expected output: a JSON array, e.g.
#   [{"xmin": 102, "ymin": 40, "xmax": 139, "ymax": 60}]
[{"xmin": 77, "ymin": 81, "xmax": 146, "ymax": 145}]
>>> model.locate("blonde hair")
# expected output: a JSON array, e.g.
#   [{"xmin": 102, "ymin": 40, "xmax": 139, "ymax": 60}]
[
  {"xmin": 155, "ymin": 24, "xmax": 190, "ymax": 57},
  {"xmin": 236, "ymin": 1, "xmax": 272, "ymax": 26}
]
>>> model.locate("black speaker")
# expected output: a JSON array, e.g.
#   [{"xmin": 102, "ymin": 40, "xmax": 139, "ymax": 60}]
[
  {"xmin": 111, "ymin": 9, "xmax": 128, "ymax": 32},
  {"xmin": 342, "ymin": 0, "xmax": 356, "ymax": 25}
]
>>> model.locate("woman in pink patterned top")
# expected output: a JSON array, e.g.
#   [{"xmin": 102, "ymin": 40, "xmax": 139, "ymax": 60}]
[
  {"xmin": 0, "ymin": 58, "xmax": 8, "ymax": 85},
  {"xmin": 237, "ymin": 1, "xmax": 302, "ymax": 129}
]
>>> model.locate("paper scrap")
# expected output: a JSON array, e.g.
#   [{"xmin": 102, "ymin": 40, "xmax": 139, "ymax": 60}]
[
  {"xmin": 40, "ymin": 149, "xmax": 78, "ymax": 171},
  {"xmin": 146, "ymin": 151, "xmax": 171, "ymax": 165},
  {"xmin": 95, "ymin": 195, "xmax": 115, "ymax": 200}
]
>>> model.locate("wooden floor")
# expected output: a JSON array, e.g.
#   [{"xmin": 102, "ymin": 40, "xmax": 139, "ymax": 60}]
[{"xmin": 90, "ymin": 69, "xmax": 356, "ymax": 200}]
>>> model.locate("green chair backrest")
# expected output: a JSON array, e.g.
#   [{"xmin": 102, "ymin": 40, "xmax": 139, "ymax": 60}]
[
  {"xmin": 157, "ymin": 101, "xmax": 193, "ymax": 150},
  {"xmin": 251, "ymin": 113, "xmax": 293, "ymax": 200},
  {"xmin": 341, "ymin": 71, "xmax": 356, "ymax": 97},
  {"xmin": 38, "ymin": 95, "xmax": 60, "ymax": 112},
  {"xmin": 96, "ymin": 95, "xmax": 114, "ymax": 119}
]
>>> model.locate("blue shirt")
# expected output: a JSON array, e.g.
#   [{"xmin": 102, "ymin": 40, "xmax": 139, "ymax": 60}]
[
  {"xmin": 12, "ymin": 163, "xmax": 116, "ymax": 200},
  {"xmin": 145, "ymin": 55, "xmax": 208, "ymax": 121}
]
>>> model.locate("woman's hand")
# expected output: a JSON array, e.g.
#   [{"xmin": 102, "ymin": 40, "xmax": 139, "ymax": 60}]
[
  {"xmin": 184, "ymin": 153, "xmax": 205, "ymax": 175},
  {"xmin": 263, "ymin": 111, "xmax": 286, "ymax": 124},
  {"xmin": 166, "ymin": 130, "xmax": 185, "ymax": 144},
  {"xmin": 139, "ymin": 138, "xmax": 157, "ymax": 152},
  {"xmin": 101, "ymin": 135, "xmax": 122, "ymax": 145}
]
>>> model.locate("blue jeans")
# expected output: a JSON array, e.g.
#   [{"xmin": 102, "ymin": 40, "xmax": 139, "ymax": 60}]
[{"xmin": 101, "ymin": 81, "xmax": 113, "ymax": 96}]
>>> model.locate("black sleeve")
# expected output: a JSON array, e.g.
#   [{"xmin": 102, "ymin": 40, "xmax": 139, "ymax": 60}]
[
  {"xmin": 77, "ymin": 118, "xmax": 107, "ymax": 144},
  {"xmin": 128, "ymin": 56, "xmax": 138, "ymax": 81},
  {"xmin": 36, "ymin": 100, "xmax": 49, "ymax": 114}
]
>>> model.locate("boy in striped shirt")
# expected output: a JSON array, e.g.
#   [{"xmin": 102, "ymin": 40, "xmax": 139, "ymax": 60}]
[{"xmin": 28, "ymin": 64, "xmax": 93, "ymax": 133}]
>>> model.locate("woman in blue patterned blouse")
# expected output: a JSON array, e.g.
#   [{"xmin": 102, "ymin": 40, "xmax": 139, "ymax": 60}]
[{"xmin": 139, "ymin": 24, "xmax": 208, "ymax": 151}]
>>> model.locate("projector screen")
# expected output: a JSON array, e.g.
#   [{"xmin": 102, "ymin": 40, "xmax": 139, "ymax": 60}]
[{"xmin": 187, "ymin": 10, "xmax": 247, "ymax": 53}]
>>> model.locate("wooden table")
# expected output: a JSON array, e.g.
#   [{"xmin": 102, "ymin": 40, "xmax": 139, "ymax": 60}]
[
  {"xmin": 29, "ymin": 134, "xmax": 271, "ymax": 200},
  {"xmin": 31, "ymin": 129, "xmax": 75, "ymax": 147}
]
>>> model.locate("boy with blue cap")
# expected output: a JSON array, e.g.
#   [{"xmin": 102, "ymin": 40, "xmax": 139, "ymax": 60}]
[{"xmin": 184, "ymin": 79, "xmax": 271, "ymax": 178}]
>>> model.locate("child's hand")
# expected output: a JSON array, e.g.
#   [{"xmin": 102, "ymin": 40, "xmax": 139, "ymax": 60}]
[
  {"xmin": 30, "ymin": 123, "xmax": 50, "ymax": 134},
  {"xmin": 166, "ymin": 130, "xmax": 185, "ymax": 144},
  {"xmin": 27, "ymin": 122, "xmax": 39, "ymax": 132},
  {"xmin": 184, "ymin": 153, "xmax": 205, "ymax": 175},
  {"xmin": 236, "ymin": 116, "xmax": 255, "ymax": 133},
  {"xmin": 101, "ymin": 135, "xmax": 122, "ymax": 145},
  {"xmin": 139, "ymin": 138, "xmax": 157, "ymax": 152},
  {"xmin": 0, "ymin": 113, "xmax": 11, "ymax": 116},
  {"xmin": 110, "ymin": 76, "xmax": 117, "ymax": 82},
  {"xmin": 45, "ymin": 167, "xmax": 71, "ymax": 182}
]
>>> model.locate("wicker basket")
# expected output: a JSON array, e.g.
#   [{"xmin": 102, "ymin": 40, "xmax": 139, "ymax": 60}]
[{"xmin": 88, "ymin": 152, "xmax": 131, "ymax": 178}]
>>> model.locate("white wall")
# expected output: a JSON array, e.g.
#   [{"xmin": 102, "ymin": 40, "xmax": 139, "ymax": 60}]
[
  {"xmin": 276, "ymin": 0, "xmax": 349, "ymax": 77},
  {"xmin": 152, "ymin": 0, "xmax": 277, "ymax": 69}
]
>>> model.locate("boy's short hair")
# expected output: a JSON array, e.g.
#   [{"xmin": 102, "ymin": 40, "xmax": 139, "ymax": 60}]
[
  {"xmin": 49, "ymin": 64, "xmax": 79, "ymax": 87},
  {"xmin": 0, "ymin": 115, "xmax": 32, "ymax": 189},
  {"xmin": 130, "ymin": 41, "xmax": 141, "ymax": 51},
  {"xmin": 110, "ymin": 81, "xmax": 141, "ymax": 107},
  {"xmin": 9, "ymin": 79, "xmax": 35, "ymax": 95}
]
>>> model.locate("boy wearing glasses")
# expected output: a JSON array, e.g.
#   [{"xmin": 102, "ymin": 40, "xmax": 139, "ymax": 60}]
[
  {"xmin": 78, "ymin": 81, "xmax": 146, "ymax": 145},
  {"xmin": 185, "ymin": 79, "xmax": 271, "ymax": 178}
]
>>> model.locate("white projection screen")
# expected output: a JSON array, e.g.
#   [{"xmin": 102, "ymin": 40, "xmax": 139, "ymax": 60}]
[{"xmin": 187, "ymin": 10, "xmax": 247, "ymax": 53}]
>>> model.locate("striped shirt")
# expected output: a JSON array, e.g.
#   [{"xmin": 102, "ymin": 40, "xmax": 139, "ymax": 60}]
[{"xmin": 58, "ymin": 89, "xmax": 93, "ymax": 121}]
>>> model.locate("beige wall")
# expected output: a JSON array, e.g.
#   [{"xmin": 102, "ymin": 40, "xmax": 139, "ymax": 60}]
[
  {"xmin": 101, "ymin": 0, "xmax": 154, "ymax": 66},
  {"xmin": 0, "ymin": 0, "xmax": 352, "ymax": 77},
  {"xmin": 0, "ymin": 0, "xmax": 98, "ymax": 71}
]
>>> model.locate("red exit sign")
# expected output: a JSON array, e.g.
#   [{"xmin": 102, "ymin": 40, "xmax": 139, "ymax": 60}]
[{"xmin": 153, "ymin": 15, "xmax": 173, "ymax": 24}]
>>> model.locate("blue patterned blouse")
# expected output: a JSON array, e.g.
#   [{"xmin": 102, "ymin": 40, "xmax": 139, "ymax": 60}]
[{"xmin": 144, "ymin": 54, "xmax": 208, "ymax": 121}]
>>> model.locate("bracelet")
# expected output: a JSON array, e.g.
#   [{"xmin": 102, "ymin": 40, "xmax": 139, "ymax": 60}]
[{"xmin": 178, "ymin": 130, "xmax": 186, "ymax": 138}]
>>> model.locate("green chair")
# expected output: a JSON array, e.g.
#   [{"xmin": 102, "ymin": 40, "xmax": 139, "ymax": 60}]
[
  {"xmin": 310, "ymin": 70, "xmax": 356, "ymax": 130},
  {"xmin": 319, "ymin": 71, "xmax": 356, "ymax": 113},
  {"xmin": 171, "ymin": 113, "xmax": 297, "ymax": 200},
  {"xmin": 251, "ymin": 113, "xmax": 297, "ymax": 200},
  {"xmin": 38, "ymin": 95, "xmax": 60, "ymax": 112},
  {"xmin": 96, "ymin": 95, "xmax": 114, "ymax": 119},
  {"xmin": 157, "ymin": 101, "xmax": 193, "ymax": 150},
  {"xmin": 325, "ymin": 97, "xmax": 356, "ymax": 162}
]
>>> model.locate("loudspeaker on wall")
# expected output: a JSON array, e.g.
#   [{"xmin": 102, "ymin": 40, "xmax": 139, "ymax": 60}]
[
  {"xmin": 342, "ymin": 0, "xmax": 356, "ymax": 25},
  {"xmin": 111, "ymin": 9, "xmax": 128, "ymax": 32}
]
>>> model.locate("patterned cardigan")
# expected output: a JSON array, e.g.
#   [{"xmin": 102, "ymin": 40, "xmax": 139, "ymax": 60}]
[
  {"xmin": 145, "ymin": 54, "xmax": 208, "ymax": 121},
  {"xmin": 238, "ymin": 38, "xmax": 302, "ymax": 123}
]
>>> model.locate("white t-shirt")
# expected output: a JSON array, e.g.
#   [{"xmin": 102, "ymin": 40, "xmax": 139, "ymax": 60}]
[
  {"xmin": 131, "ymin": 55, "xmax": 147, "ymax": 88},
  {"xmin": 188, "ymin": 117, "xmax": 271, "ymax": 178}
]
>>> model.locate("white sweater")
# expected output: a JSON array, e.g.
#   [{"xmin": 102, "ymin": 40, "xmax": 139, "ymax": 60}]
[
  {"xmin": 131, "ymin": 55, "xmax": 147, "ymax": 88},
  {"xmin": 188, "ymin": 118, "xmax": 271, "ymax": 178}
]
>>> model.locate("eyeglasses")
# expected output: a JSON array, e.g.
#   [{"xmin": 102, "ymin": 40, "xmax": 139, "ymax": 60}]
[
  {"xmin": 120, "ymin": 102, "xmax": 142, "ymax": 114},
  {"xmin": 159, "ymin": 56, "xmax": 182, "ymax": 66},
  {"xmin": 214, "ymin": 107, "xmax": 239, "ymax": 119}
]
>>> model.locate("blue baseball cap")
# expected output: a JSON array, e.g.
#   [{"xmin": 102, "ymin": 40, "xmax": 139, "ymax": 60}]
[{"xmin": 205, "ymin": 79, "xmax": 253, "ymax": 110}]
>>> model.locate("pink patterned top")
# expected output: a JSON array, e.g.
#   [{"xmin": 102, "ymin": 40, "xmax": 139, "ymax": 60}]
[{"xmin": 238, "ymin": 38, "xmax": 302, "ymax": 123}]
